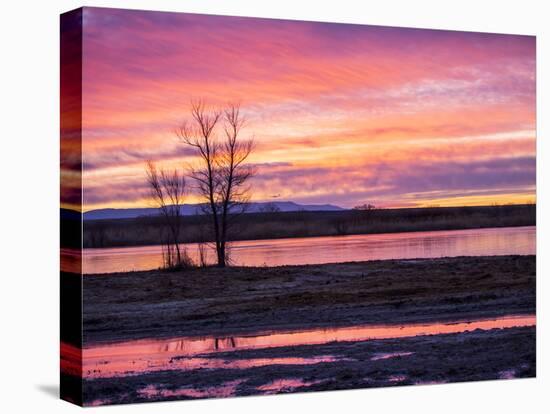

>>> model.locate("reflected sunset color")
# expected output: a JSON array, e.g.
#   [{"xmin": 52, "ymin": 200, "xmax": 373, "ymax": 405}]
[
  {"xmin": 60, "ymin": 7, "xmax": 537, "ymax": 406},
  {"xmin": 81, "ymin": 226, "xmax": 535, "ymax": 274},
  {"xmin": 61, "ymin": 314, "xmax": 534, "ymax": 380}
]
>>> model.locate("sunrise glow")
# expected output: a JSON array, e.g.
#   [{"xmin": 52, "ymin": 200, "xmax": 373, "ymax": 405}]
[{"xmin": 76, "ymin": 8, "xmax": 536, "ymax": 211}]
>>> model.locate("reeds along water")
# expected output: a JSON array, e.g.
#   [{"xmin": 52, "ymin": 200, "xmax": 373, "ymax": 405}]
[
  {"xmin": 82, "ymin": 204, "xmax": 535, "ymax": 248},
  {"xmin": 81, "ymin": 225, "xmax": 536, "ymax": 274}
]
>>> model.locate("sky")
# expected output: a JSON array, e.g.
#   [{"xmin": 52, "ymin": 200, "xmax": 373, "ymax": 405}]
[{"xmin": 78, "ymin": 7, "xmax": 536, "ymax": 211}]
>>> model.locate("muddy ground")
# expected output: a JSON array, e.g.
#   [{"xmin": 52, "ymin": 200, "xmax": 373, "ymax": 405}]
[
  {"xmin": 83, "ymin": 255, "xmax": 535, "ymax": 344},
  {"xmin": 82, "ymin": 326, "xmax": 535, "ymax": 405},
  {"xmin": 79, "ymin": 255, "xmax": 536, "ymax": 405}
]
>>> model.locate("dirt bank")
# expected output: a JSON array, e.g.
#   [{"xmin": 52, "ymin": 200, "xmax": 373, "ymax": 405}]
[{"xmin": 83, "ymin": 255, "xmax": 535, "ymax": 344}]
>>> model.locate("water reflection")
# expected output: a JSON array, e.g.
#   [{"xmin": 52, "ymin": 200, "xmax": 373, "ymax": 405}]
[
  {"xmin": 81, "ymin": 226, "xmax": 536, "ymax": 274},
  {"xmin": 371, "ymin": 352, "xmax": 414, "ymax": 361},
  {"xmin": 257, "ymin": 378, "xmax": 323, "ymax": 393},
  {"xmin": 498, "ymin": 369, "xmax": 516, "ymax": 379},
  {"xmin": 138, "ymin": 379, "xmax": 245, "ymax": 399},
  {"xmin": 81, "ymin": 355, "xmax": 345, "ymax": 379},
  {"xmin": 388, "ymin": 375, "xmax": 408, "ymax": 383},
  {"xmin": 63, "ymin": 315, "xmax": 534, "ymax": 380},
  {"xmin": 61, "ymin": 248, "xmax": 81, "ymax": 273}
]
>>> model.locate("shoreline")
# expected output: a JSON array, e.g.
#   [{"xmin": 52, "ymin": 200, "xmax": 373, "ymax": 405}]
[
  {"xmin": 82, "ymin": 223, "xmax": 535, "ymax": 252},
  {"xmin": 82, "ymin": 204, "xmax": 536, "ymax": 248},
  {"xmin": 83, "ymin": 255, "xmax": 536, "ymax": 345}
]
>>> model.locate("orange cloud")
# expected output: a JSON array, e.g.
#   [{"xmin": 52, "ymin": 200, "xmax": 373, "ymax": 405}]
[{"xmin": 76, "ymin": 8, "xmax": 536, "ymax": 211}]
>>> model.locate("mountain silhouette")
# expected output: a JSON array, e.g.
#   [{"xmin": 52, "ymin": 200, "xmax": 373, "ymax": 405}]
[{"xmin": 82, "ymin": 201, "xmax": 345, "ymax": 220}]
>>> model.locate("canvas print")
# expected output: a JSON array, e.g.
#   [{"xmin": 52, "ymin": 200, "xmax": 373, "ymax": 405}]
[{"xmin": 60, "ymin": 7, "xmax": 536, "ymax": 406}]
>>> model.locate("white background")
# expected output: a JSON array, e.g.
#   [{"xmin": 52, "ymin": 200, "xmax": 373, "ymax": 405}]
[{"xmin": 0, "ymin": 0, "xmax": 548, "ymax": 412}]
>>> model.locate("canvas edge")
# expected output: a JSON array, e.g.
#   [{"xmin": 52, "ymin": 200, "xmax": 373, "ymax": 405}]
[{"xmin": 60, "ymin": 7, "xmax": 84, "ymax": 407}]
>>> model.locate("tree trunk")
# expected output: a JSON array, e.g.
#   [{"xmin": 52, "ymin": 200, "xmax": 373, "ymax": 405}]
[{"xmin": 217, "ymin": 242, "xmax": 226, "ymax": 267}]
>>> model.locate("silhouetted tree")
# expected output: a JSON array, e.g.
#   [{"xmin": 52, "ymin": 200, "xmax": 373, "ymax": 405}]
[
  {"xmin": 177, "ymin": 101, "xmax": 255, "ymax": 267},
  {"xmin": 352, "ymin": 203, "xmax": 377, "ymax": 226},
  {"xmin": 353, "ymin": 203, "xmax": 376, "ymax": 211},
  {"xmin": 146, "ymin": 161, "xmax": 188, "ymax": 269},
  {"xmin": 332, "ymin": 218, "xmax": 350, "ymax": 235},
  {"xmin": 260, "ymin": 202, "xmax": 281, "ymax": 213}
]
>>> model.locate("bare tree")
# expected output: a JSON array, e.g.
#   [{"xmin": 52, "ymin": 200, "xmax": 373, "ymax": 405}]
[
  {"xmin": 146, "ymin": 161, "xmax": 188, "ymax": 269},
  {"xmin": 332, "ymin": 218, "xmax": 350, "ymax": 236},
  {"xmin": 353, "ymin": 203, "xmax": 376, "ymax": 211},
  {"xmin": 259, "ymin": 202, "xmax": 281, "ymax": 213},
  {"xmin": 177, "ymin": 101, "xmax": 255, "ymax": 267}
]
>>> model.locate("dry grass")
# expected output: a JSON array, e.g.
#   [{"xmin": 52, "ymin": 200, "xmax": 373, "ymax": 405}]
[{"xmin": 83, "ymin": 204, "xmax": 536, "ymax": 248}]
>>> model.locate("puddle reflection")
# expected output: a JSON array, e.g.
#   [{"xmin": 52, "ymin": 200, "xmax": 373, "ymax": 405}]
[
  {"xmin": 371, "ymin": 351, "xmax": 414, "ymax": 361},
  {"xmin": 139, "ymin": 379, "xmax": 245, "ymax": 399},
  {"xmin": 63, "ymin": 314, "xmax": 535, "ymax": 380},
  {"xmin": 257, "ymin": 378, "xmax": 324, "ymax": 394}
]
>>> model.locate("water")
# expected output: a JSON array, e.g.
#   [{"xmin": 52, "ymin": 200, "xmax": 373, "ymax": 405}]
[
  {"xmin": 80, "ymin": 226, "xmax": 535, "ymax": 274},
  {"xmin": 61, "ymin": 315, "xmax": 535, "ymax": 380}
]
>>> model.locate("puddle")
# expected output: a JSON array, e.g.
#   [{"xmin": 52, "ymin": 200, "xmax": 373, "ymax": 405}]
[
  {"xmin": 138, "ymin": 379, "xmax": 245, "ymax": 399},
  {"xmin": 257, "ymin": 378, "xmax": 324, "ymax": 394},
  {"xmin": 498, "ymin": 369, "xmax": 516, "ymax": 379},
  {"xmin": 371, "ymin": 352, "xmax": 414, "ymax": 361},
  {"xmin": 414, "ymin": 380, "xmax": 447, "ymax": 386},
  {"xmin": 62, "ymin": 315, "xmax": 535, "ymax": 381},
  {"xmin": 387, "ymin": 375, "xmax": 407, "ymax": 383},
  {"xmin": 87, "ymin": 398, "xmax": 113, "ymax": 407},
  {"xmin": 138, "ymin": 376, "xmax": 325, "ymax": 400},
  {"xmin": 83, "ymin": 355, "xmax": 346, "ymax": 379}
]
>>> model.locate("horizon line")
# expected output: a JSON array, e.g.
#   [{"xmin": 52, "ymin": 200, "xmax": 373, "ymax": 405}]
[{"xmin": 62, "ymin": 200, "xmax": 536, "ymax": 215}]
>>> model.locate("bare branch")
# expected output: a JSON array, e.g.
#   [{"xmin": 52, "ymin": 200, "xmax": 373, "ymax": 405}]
[
  {"xmin": 177, "ymin": 101, "xmax": 256, "ymax": 267},
  {"xmin": 145, "ymin": 160, "xmax": 189, "ymax": 269}
]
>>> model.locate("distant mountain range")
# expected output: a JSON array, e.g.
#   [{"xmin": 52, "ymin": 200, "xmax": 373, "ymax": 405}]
[{"xmin": 82, "ymin": 201, "xmax": 345, "ymax": 221}]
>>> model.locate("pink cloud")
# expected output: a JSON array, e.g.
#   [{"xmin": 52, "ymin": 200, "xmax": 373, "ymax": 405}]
[{"xmin": 76, "ymin": 7, "xmax": 536, "ymax": 210}]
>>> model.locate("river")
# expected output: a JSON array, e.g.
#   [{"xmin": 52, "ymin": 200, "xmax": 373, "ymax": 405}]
[{"xmin": 81, "ymin": 225, "xmax": 535, "ymax": 274}]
